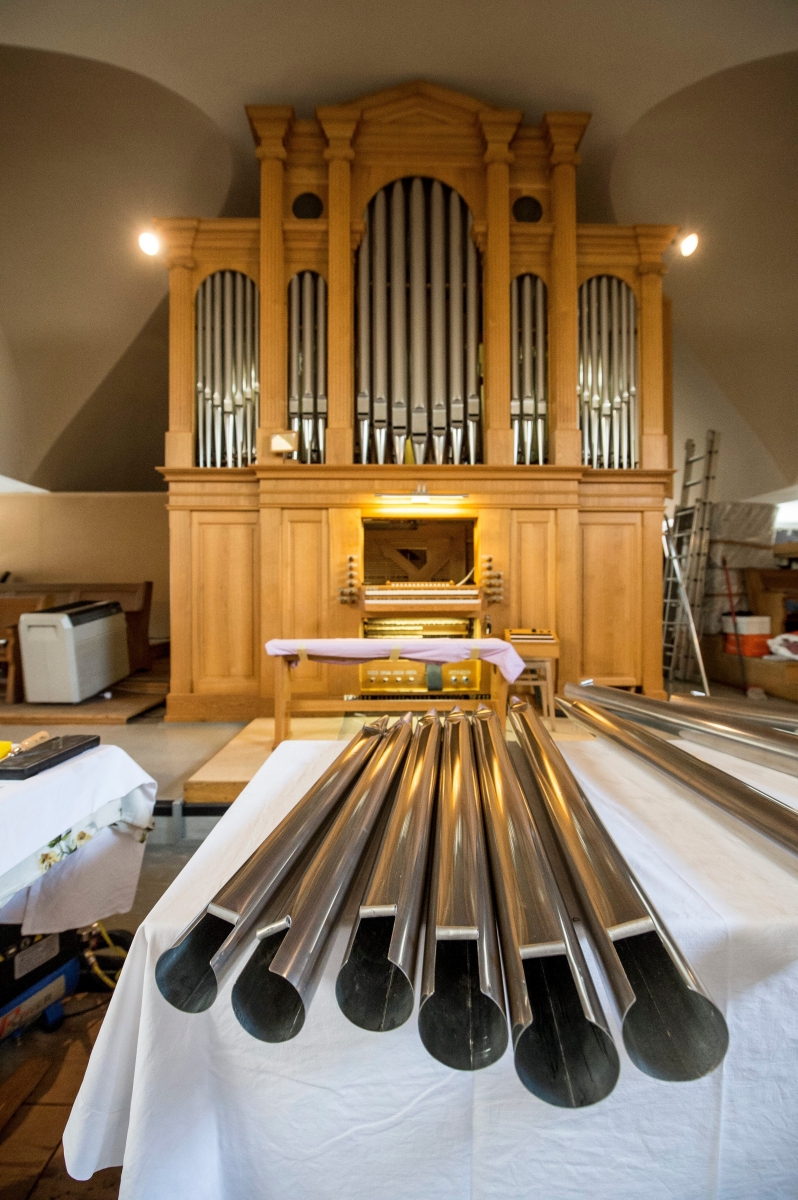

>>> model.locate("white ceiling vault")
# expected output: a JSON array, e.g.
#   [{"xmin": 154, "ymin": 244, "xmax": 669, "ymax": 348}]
[{"xmin": 0, "ymin": 0, "xmax": 796, "ymax": 494}]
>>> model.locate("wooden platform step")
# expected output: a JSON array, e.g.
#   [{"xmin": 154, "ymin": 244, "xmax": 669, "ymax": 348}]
[{"xmin": 183, "ymin": 717, "xmax": 352, "ymax": 804}]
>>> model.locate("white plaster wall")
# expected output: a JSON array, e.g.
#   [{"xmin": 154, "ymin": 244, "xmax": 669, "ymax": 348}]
[{"xmin": 671, "ymin": 335, "xmax": 785, "ymax": 505}]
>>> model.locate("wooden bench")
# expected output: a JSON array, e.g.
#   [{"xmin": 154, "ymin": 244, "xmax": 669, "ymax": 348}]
[{"xmin": 0, "ymin": 582, "xmax": 154, "ymax": 673}]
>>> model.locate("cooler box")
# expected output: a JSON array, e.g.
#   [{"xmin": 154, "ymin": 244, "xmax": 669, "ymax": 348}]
[
  {"xmin": 19, "ymin": 601, "xmax": 130, "ymax": 703},
  {"xmin": 722, "ymin": 614, "xmax": 771, "ymax": 658}
]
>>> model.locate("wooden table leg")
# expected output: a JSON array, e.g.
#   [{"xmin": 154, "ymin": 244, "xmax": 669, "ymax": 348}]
[
  {"xmin": 273, "ymin": 656, "xmax": 291, "ymax": 747},
  {"xmin": 491, "ymin": 665, "xmax": 508, "ymax": 732}
]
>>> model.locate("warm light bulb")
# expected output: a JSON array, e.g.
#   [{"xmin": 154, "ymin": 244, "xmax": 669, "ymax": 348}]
[
  {"xmin": 680, "ymin": 233, "xmax": 698, "ymax": 257},
  {"xmin": 139, "ymin": 231, "xmax": 160, "ymax": 256}
]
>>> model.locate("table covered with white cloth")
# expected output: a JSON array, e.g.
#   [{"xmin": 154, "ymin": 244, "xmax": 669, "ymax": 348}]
[
  {"xmin": 63, "ymin": 734, "xmax": 798, "ymax": 1199},
  {"xmin": 0, "ymin": 745, "xmax": 156, "ymax": 934}
]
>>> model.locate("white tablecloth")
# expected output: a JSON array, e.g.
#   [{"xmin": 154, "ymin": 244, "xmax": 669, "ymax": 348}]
[
  {"xmin": 63, "ymin": 736, "xmax": 798, "ymax": 1199},
  {"xmin": 0, "ymin": 745, "xmax": 156, "ymax": 934}
]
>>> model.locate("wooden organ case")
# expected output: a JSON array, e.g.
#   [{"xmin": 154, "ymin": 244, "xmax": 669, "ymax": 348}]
[{"xmin": 156, "ymin": 82, "xmax": 674, "ymax": 721}]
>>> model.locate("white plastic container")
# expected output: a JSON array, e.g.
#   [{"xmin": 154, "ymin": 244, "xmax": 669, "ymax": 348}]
[
  {"xmin": 19, "ymin": 602, "xmax": 130, "ymax": 703},
  {"xmin": 721, "ymin": 615, "xmax": 771, "ymax": 635}
]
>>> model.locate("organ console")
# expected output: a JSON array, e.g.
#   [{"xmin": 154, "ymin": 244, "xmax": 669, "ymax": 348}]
[{"xmin": 155, "ymin": 81, "xmax": 676, "ymax": 722}]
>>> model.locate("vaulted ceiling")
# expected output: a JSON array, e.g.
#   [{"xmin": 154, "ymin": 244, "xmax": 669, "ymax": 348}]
[{"xmin": 0, "ymin": 1, "xmax": 796, "ymax": 494}]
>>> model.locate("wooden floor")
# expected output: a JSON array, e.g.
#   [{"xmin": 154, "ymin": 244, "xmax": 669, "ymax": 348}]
[
  {"xmin": 0, "ymin": 996, "xmax": 120, "ymax": 1198},
  {"xmin": 0, "ymin": 663, "xmax": 170, "ymax": 726}
]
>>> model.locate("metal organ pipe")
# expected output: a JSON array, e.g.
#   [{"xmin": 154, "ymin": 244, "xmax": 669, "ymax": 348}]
[
  {"xmin": 372, "ymin": 189, "xmax": 388, "ymax": 464},
  {"xmin": 578, "ymin": 275, "xmax": 638, "ymax": 468},
  {"xmin": 448, "ymin": 188, "xmax": 464, "ymax": 465},
  {"xmin": 234, "ymin": 271, "xmax": 244, "ymax": 466},
  {"xmin": 510, "ymin": 277, "xmax": 520, "ymax": 465},
  {"xmin": 430, "ymin": 180, "xmax": 447, "ymax": 465},
  {"xmin": 356, "ymin": 177, "xmax": 481, "ymax": 465},
  {"xmin": 316, "ymin": 275, "xmax": 327, "ymax": 463},
  {"xmin": 212, "ymin": 272, "xmax": 223, "ymax": 466},
  {"xmin": 285, "ymin": 270, "xmax": 328, "ymax": 463},
  {"xmin": 356, "ymin": 211, "xmax": 371, "ymax": 464},
  {"xmin": 511, "ymin": 274, "xmax": 548, "ymax": 464},
  {"xmin": 410, "ymin": 177, "xmax": 428, "ymax": 465},
  {"xmin": 466, "ymin": 214, "xmax": 480, "ymax": 464},
  {"xmin": 390, "ymin": 181, "xmax": 408, "ymax": 464}
]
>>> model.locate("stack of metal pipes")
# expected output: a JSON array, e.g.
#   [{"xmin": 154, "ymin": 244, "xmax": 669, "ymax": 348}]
[
  {"xmin": 355, "ymin": 178, "xmax": 481, "ymax": 467},
  {"xmin": 510, "ymin": 274, "xmax": 548, "ymax": 464},
  {"xmin": 156, "ymin": 701, "xmax": 728, "ymax": 1109},
  {"xmin": 195, "ymin": 270, "xmax": 259, "ymax": 467},
  {"xmin": 287, "ymin": 271, "xmax": 327, "ymax": 463},
  {"xmin": 578, "ymin": 275, "xmax": 638, "ymax": 469}
]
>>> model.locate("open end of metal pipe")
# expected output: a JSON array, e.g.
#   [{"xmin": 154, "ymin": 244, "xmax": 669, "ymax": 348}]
[
  {"xmin": 154, "ymin": 913, "xmax": 233, "ymax": 1013},
  {"xmin": 335, "ymin": 916, "xmax": 415, "ymax": 1032},
  {"xmin": 514, "ymin": 956, "xmax": 620, "ymax": 1107},
  {"xmin": 418, "ymin": 941, "xmax": 508, "ymax": 1071},
  {"xmin": 617, "ymin": 931, "xmax": 728, "ymax": 1081},
  {"xmin": 231, "ymin": 931, "xmax": 306, "ymax": 1043}
]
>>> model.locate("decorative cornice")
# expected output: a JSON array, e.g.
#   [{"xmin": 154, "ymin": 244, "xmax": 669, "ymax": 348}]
[
  {"xmin": 151, "ymin": 217, "xmax": 199, "ymax": 269},
  {"xmin": 246, "ymin": 104, "xmax": 294, "ymax": 160},
  {"xmin": 542, "ymin": 112, "xmax": 591, "ymax": 168}
]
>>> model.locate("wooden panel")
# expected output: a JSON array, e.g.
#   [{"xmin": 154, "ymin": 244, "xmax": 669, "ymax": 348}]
[
  {"xmin": 328, "ymin": 507, "xmax": 362, "ymax": 697},
  {"xmin": 580, "ymin": 512, "xmax": 642, "ymax": 683},
  {"xmin": 281, "ymin": 509, "xmax": 329, "ymax": 693},
  {"xmin": 192, "ymin": 511, "xmax": 259, "ymax": 693},
  {"xmin": 511, "ymin": 510, "xmax": 556, "ymax": 631}
]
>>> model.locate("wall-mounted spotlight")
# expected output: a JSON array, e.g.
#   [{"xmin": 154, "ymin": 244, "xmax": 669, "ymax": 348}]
[
  {"xmin": 139, "ymin": 231, "xmax": 161, "ymax": 256},
  {"xmin": 680, "ymin": 233, "xmax": 698, "ymax": 257}
]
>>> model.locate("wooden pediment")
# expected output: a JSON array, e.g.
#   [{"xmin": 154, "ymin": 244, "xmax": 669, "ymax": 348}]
[{"xmin": 318, "ymin": 80, "xmax": 521, "ymax": 134}]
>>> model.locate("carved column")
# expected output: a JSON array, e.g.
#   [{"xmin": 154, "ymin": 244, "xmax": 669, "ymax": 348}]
[
  {"xmin": 635, "ymin": 226, "xmax": 678, "ymax": 470},
  {"xmin": 543, "ymin": 112, "xmax": 590, "ymax": 466},
  {"xmin": 157, "ymin": 218, "xmax": 198, "ymax": 468},
  {"xmin": 479, "ymin": 110, "xmax": 521, "ymax": 465},
  {"xmin": 246, "ymin": 105, "xmax": 294, "ymax": 461},
  {"xmin": 318, "ymin": 108, "xmax": 358, "ymax": 465}
]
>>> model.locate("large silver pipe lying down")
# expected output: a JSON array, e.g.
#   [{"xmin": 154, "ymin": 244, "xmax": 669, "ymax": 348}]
[
  {"xmin": 578, "ymin": 275, "xmax": 638, "ymax": 469},
  {"xmin": 153, "ymin": 721, "xmax": 386, "ymax": 1013},
  {"xmin": 560, "ymin": 696, "xmax": 798, "ymax": 859},
  {"xmin": 670, "ymin": 692, "xmax": 798, "ymax": 733},
  {"xmin": 232, "ymin": 715, "xmax": 413, "ymax": 1042},
  {"xmin": 473, "ymin": 707, "xmax": 619, "ymax": 1106},
  {"xmin": 510, "ymin": 699, "xmax": 728, "ymax": 1082},
  {"xmin": 418, "ymin": 709, "xmax": 508, "ymax": 1071},
  {"xmin": 564, "ymin": 682, "xmax": 798, "ymax": 778},
  {"xmin": 356, "ymin": 177, "xmax": 481, "ymax": 465},
  {"xmin": 336, "ymin": 711, "xmax": 440, "ymax": 1031},
  {"xmin": 286, "ymin": 270, "xmax": 327, "ymax": 463},
  {"xmin": 195, "ymin": 270, "xmax": 260, "ymax": 467}
]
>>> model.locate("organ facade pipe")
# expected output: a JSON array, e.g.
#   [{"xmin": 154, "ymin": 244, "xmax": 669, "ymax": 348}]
[
  {"xmin": 355, "ymin": 176, "xmax": 482, "ymax": 465},
  {"xmin": 286, "ymin": 270, "xmax": 328, "ymax": 463},
  {"xmin": 194, "ymin": 269, "xmax": 260, "ymax": 468},
  {"xmin": 511, "ymin": 274, "xmax": 549, "ymax": 463},
  {"xmin": 578, "ymin": 275, "xmax": 639, "ymax": 468}
]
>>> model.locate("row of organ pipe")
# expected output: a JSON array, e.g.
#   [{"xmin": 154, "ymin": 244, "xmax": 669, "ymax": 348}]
[
  {"xmin": 195, "ymin": 270, "xmax": 259, "ymax": 468},
  {"xmin": 192, "ymin": 263, "xmax": 640, "ymax": 472},
  {"xmin": 510, "ymin": 274, "xmax": 547, "ymax": 465},
  {"xmin": 287, "ymin": 271, "xmax": 327, "ymax": 463},
  {"xmin": 578, "ymin": 275, "xmax": 639, "ymax": 469},
  {"xmin": 355, "ymin": 177, "xmax": 482, "ymax": 466}
]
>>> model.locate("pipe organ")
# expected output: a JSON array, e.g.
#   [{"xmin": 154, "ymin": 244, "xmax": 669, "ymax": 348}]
[{"xmin": 156, "ymin": 82, "xmax": 676, "ymax": 722}]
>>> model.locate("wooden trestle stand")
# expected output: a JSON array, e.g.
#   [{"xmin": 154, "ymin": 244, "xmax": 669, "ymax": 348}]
[
  {"xmin": 156, "ymin": 81, "xmax": 674, "ymax": 724},
  {"xmin": 272, "ymin": 652, "xmax": 509, "ymax": 747}
]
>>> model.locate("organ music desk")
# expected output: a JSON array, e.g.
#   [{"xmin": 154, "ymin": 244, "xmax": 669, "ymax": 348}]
[{"xmin": 155, "ymin": 81, "xmax": 675, "ymax": 722}]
